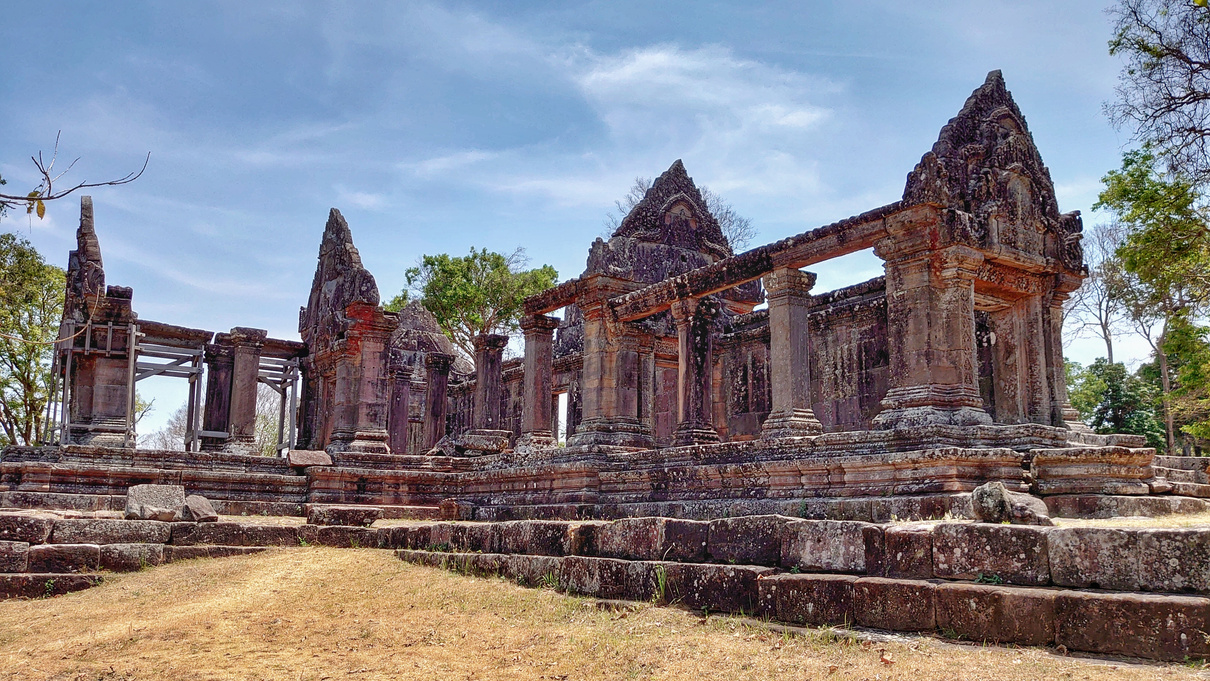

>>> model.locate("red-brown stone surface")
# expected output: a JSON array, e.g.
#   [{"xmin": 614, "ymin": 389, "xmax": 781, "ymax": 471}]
[{"xmin": 757, "ymin": 573, "xmax": 857, "ymax": 626}]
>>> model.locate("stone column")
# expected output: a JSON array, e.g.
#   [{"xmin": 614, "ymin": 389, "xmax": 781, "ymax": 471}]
[
  {"xmin": 518, "ymin": 314, "xmax": 559, "ymax": 448},
  {"xmin": 567, "ymin": 275, "xmax": 652, "ymax": 448},
  {"xmin": 761, "ymin": 267, "xmax": 823, "ymax": 438},
  {"xmin": 471, "ymin": 333, "xmax": 509, "ymax": 432},
  {"xmin": 326, "ymin": 302, "xmax": 393, "ymax": 454},
  {"xmin": 200, "ymin": 339, "xmax": 235, "ymax": 451},
  {"xmin": 226, "ymin": 327, "xmax": 267, "ymax": 452},
  {"xmin": 872, "ymin": 208, "xmax": 991, "ymax": 429},
  {"xmin": 423, "ymin": 352, "xmax": 453, "ymax": 450},
  {"xmin": 1045, "ymin": 286, "xmax": 1089, "ymax": 431},
  {"xmin": 671, "ymin": 296, "xmax": 720, "ymax": 446},
  {"xmin": 388, "ymin": 362, "xmax": 413, "ymax": 455}
]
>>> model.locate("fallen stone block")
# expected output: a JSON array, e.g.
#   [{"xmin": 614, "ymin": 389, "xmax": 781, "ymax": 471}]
[
  {"xmin": 27, "ymin": 544, "xmax": 100, "ymax": 573},
  {"xmin": 306, "ymin": 505, "xmax": 381, "ymax": 527},
  {"xmin": 100, "ymin": 543, "xmax": 165, "ymax": 572},
  {"xmin": 971, "ymin": 482, "xmax": 1053, "ymax": 525},
  {"xmin": 707, "ymin": 515, "xmax": 796, "ymax": 566},
  {"xmin": 1055, "ymin": 591, "xmax": 1210, "ymax": 661},
  {"xmin": 594, "ymin": 517, "xmax": 709, "ymax": 562},
  {"xmin": 661, "ymin": 562, "xmax": 775, "ymax": 613},
  {"xmin": 779, "ymin": 520, "xmax": 874, "ymax": 573},
  {"xmin": 498, "ymin": 520, "xmax": 569, "ymax": 556},
  {"xmin": 932, "ymin": 523, "xmax": 1050, "ymax": 585},
  {"xmin": 314, "ymin": 525, "xmax": 380, "ymax": 548},
  {"xmin": 757, "ymin": 573, "xmax": 857, "ymax": 626},
  {"xmin": 124, "ymin": 484, "xmax": 186, "ymax": 521},
  {"xmin": 0, "ymin": 515, "xmax": 53, "ymax": 543},
  {"xmin": 0, "ymin": 573, "xmax": 102, "ymax": 599},
  {"xmin": 852, "ymin": 578, "xmax": 936, "ymax": 631},
  {"xmin": 0, "ymin": 541, "xmax": 29, "ymax": 572},
  {"xmin": 935, "ymin": 583, "xmax": 1056, "ymax": 646},
  {"xmin": 1138, "ymin": 528, "xmax": 1210, "ymax": 594},
  {"xmin": 883, "ymin": 524, "xmax": 933, "ymax": 579},
  {"xmin": 1048, "ymin": 527, "xmax": 1139, "ymax": 591},
  {"xmin": 50, "ymin": 519, "xmax": 171, "ymax": 545},
  {"xmin": 170, "ymin": 522, "xmax": 299, "ymax": 547},
  {"xmin": 175, "ymin": 495, "xmax": 219, "ymax": 523}
]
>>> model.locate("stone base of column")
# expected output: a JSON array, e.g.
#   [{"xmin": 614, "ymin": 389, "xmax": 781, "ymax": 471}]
[
  {"xmin": 760, "ymin": 408, "xmax": 823, "ymax": 439},
  {"xmin": 514, "ymin": 432, "xmax": 557, "ymax": 452},
  {"xmin": 673, "ymin": 421, "xmax": 720, "ymax": 447},
  {"xmin": 567, "ymin": 418, "xmax": 653, "ymax": 449},
  {"xmin": 428, "ymin": 429, "xmax": 513, "ymax": 456},
  {"xmin": 872, "ymin": 386, "xmax": 991, "ymax": 430},
  {"xmin": 326, "ymin": 428, "xmax": 391, "ymax": 455},
  {"xmin": 69, "ymin": 418, "xmax": 129, "ymax": 448},
  {"xmin": 221, "ymin": 435, "xmax": 260, "ymax": 455}
]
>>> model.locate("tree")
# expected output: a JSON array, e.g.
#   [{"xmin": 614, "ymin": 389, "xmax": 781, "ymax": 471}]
[
  {"xmin": 1095, "ymin": 150, "xmax": 1210, "ymax": 451},
  {"xmin": 0, "ymin": 134, "xmax": 148, "ymax": 222},
  {"xmin": 1067, "ymin": 359, "xmax": 1167, "ymax": 450},
  {"xmin": 387, "ymin": 248, "xmax": 557, "ymax": 364},
  {"xmin": 0, "ymin": 234, "xmax": 63, "ymax": 446},
  {"xmin": 144, "ymin": 384, "xmax": 283, "ymax": 455},
  {"xmin": 1063, "ymin": 222, "xmax": 1131, "ymax": 363},
  {"xmin": 604, "ymin": 177, "xmax": 758, "ymax": 251},
  {"xmin": 1108, "ymin": 0, "xmax": 1210, "ymax": 184}
]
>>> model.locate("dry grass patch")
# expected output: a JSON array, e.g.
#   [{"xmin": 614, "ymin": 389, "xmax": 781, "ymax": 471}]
[
  {"xmin": 0, "ymin": 548, "xmax": 1205, "ymax": 680},
  {"xmin": 1053, "ymin": 511, "xmax": 1210, "ymax": 529}
]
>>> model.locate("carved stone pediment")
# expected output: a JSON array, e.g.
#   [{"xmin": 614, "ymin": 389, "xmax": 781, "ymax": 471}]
[{"xmin": 298, "ymin": 208, "xmax": 381, "ymax": 348}]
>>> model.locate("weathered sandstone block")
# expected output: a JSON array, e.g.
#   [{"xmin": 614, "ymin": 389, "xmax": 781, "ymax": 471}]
[
  {"xmin": 757, "ymin": 573, "xmax": 856, "ymax": 626},
  {"xmin": 1048, "ymin": 527, "xmax": 1138, "ymax": 591},
  {"xmin": 287, "ymin": 450, "xmax": 332, "ymax": 467},
  {"xmin": 935, "ymin": 583, "xmax": 1056, "ymax": 646},
  {"xmin": 559, "ymin": 556, "xmax": 655, "ymax": 600},
  {"xmin": 50, "ymin": 519, "xmax": 171, "ymax": 545},
  {"xmin": 124, "ymin": 484, "xmax": 186, "ymax": 521},
  {"xmin": 28, "ymin": 544, "xmax": 100, "ymax": 573},
  {"xmin": 595, "ymin": 517, "xmax": 709, "ymax": 562},
  {"xmin": 0, "ymin": 515, "xmax": 53, "ymax": 544},
  {"xmin": 707, "ymin": 515, "xmax": 796, "ymax": 566},
  {"xmin": 306, "ymin": 505, "xmax": 381, "ymax": 527},
  {"xmin": 1055, "ymin": 591, "xmax": 1210, "ymax": 661},
  {"xmin": 170, "ymin": 522, "xmax": 299, "ymax": 547},
  {"xmin": 100, "ymin": 543, "xmax": 165, "ymax": 572},
  {"xmin": 0, "ymin": 574, "xmax": 102, "ymax": 599},
  {"xmin": 505, "ymin": 554, "xmax": 562, "ymax": 587},
  {"xmin": 0, "ymin": 541, "xmax": 29, "ymax": 572},
  {"xmin": 932, "ymin": 523, "xmax": 1050, "ymax": 585},
  {"xmin": 498, "ymin": 521, "xmax": 570, "ymax": 556},
  {"xmin": 1138, "ymin": 529, "xmax": 1210, "ymax": 594},
  {"xmin": 883, "ymin": 524, "xmax": 933, "ymax": 579},
  {"xmin": 852, "ymin": 577, "xmax": 936, "ymax": 631},
  {"xmin": 561, "ymin": 521, "xmax": 608, "ymax": 557},
  {"xmin": 779, "ymin": 520, "xmax": 874, "ymax": 573},
  {"xmin": 175, "ymin": 495, "xmax": 219, "ymax": 523},
  {"xmin": 971, "ymin": 482, "xmax": 1052, "ymax": 525},
  {"xmin": 314, "ymin": 526, "xmax": 380, "ymax": 548},
  {"xmin": 661, "ymin": 562, "xmax": 775, "ymax": 613},
  {"xmin": 163, "ymin": 545, "xmax": 270, "ymax": 562}
]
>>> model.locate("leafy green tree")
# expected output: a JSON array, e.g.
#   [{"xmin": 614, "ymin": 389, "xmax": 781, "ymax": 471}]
[
  {"xmin": 1068, "ymin": 359, "xmax": 1167, "ymax": 450},
  {"xmin": 1095, "ymin": 150, "xmax": 1210, "ymax": 451},
  {"xmin": 0, "ymin": 233, "xmax": 64, "ymax": 446},
  {"xmin": 390, "ymin": 248, "xmax": 557, "ymax": 363},
  {"xmin": 1108, "ymin": 0, "xmax": 1210, "ymax": 183}
]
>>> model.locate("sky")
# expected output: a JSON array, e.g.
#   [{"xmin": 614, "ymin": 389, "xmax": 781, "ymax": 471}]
[{"xmin": 0, "ymin": 1, "xmax": 1143, "ymax": 433}]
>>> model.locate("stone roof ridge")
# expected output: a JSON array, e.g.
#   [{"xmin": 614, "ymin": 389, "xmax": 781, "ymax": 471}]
[
  {"xmin": 611, "ymin": 159, "xmax": 730, "ymax": 258},
  {"xmin": 902, "ymin": 70, "xmax": 1061, "ymax": 223},
  {"xmin": 298, "ymin": 207, "xmax": 381, "ymax": 339}
]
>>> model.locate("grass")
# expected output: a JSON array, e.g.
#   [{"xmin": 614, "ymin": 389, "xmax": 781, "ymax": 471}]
[
  {"xmin": 1052, "ymin": 510, "xmax": 1210, "ymax": 529},
  {"xmin": 0, "ymin": 548, "xmax": 1206, "ymax": 680}
]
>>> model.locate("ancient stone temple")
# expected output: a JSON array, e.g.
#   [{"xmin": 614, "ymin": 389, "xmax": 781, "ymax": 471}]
[{"xmin": 3, "ymin": 70, "xmax": 1206, "ymax": 521}]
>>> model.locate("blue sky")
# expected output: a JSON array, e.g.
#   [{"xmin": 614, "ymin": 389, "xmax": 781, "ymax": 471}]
[{"xmin": 1, "ymin": 1, "xmax": 1140, "ymax": 432}]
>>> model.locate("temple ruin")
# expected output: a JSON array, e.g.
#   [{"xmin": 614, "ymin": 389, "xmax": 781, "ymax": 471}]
[{"xmin": 3, "ymin": 71, "xmax": 1210, "ymax": 662}]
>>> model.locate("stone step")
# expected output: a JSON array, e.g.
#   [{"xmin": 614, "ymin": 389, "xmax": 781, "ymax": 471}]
[
  {"xmin": 0, "ymin": 573, "xmax": 103, "ymax": 599},
  {"xmin": 1154, "ymin": 466, "xmax": 1207, "ymax": 484},
  {"xmin": 1169, "ymin": 481, "xmax": 1210, "ymax": 499}
]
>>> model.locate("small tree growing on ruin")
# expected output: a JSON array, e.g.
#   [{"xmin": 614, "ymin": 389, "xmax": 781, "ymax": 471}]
[{"xmin": 386, "ymin": 248, "xmax": 558, "ymax": 366}]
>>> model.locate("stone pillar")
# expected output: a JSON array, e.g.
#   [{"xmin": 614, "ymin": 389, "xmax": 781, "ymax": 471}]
[
  {"xmin": 226, "ymin": 327, "xmax": 267, "ymax": 452},
  {"xmin": 326, "ymin": 302, "xmax": 393, "ymax": 454},
  {"xmin": 518, "ymin": 314, "xmax": 560, "ymax": 448},
  {"xmin": 872, "ymin": 208, "xmax": 991, "ymax": 429},
  {"xmin": 423, "ymin": 352, "xmax": 453, "ymax": 450},
  {"xmin": 201, "ymin": 339, "xmax": 235, "ymax": 451},
  {"xmin": 388, "ymin": 362, "xmax": 413, "ymax": 455},
  {"xmin": 1045, "ymin": 285, "xmax": 1089, "ymax": 431},
  {"xmin": 471, "ymin": 333, "xmax": 509, "ymax": 432},
  {"xmin": 761, "ymin": 267, "xmax": 823, "ymax": 438},
  {"xmin": 671, "ymin": 296, "xmax": 720, "ymax": 446},
  {"xmin": 567, "ymin": 275, "xmax": 652, "ymax": 448}
]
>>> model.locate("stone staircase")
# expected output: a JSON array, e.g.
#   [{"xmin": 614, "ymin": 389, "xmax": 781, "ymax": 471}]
[{"xmin": 1154, "ymin": 455, "xmax": 1210, "ymax": 499}]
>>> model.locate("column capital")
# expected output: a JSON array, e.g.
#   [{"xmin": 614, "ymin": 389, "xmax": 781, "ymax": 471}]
[
  {"xmin": 473, "ymin": 333, "xmax": 509, "ymax": 352},
  {"xmin": 520, "ymin": 313, "xmax": 560, "ymax": 333},
  {"xmin": 425, "ymin": 352, "xmax": 454, "ymax": 372},
  {"xmin": 669, "ymin": 295, "xmax": 721, "ymax": 324},
  {"xmin": 762, "ymin": 267, "xmax": 816, "ymax": 299}
]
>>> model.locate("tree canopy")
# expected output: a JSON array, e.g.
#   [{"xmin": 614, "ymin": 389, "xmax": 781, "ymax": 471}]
[
  {"xmin": 387, "ymin": 248, "xmax": 558, "ymax": 363},
  {"xmin": 0, "ymin": 233, "xmax": 64, "ymax": 446}
]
